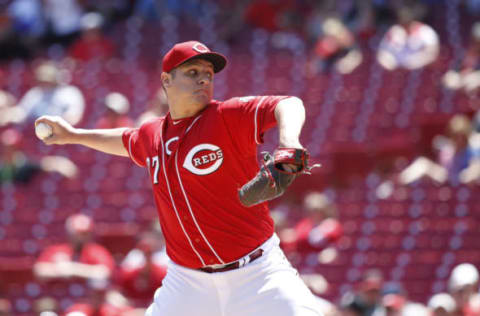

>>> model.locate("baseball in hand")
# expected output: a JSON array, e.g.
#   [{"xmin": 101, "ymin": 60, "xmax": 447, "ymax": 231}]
[{"xmin": 35, "ymin": 122, "xmax": 53, "ymax": 139}]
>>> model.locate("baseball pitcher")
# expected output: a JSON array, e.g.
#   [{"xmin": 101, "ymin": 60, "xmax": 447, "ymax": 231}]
[{"xmin": 36, "ymin": 41, "xmax": 322, "ymax": 316}]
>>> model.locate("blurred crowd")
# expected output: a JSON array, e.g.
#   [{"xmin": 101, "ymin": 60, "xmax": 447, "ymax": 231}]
[
  {"xmin": 1, "ymin": 0, "xmax": 480, "ymax": 315},
  {"xmin": 274, "ymin": 192, "xmax": 480, "ymax": 316},
  {"xmin": 0, "ymin": 213, "xmax": 167, "ymax": 316},
  {"xmin": 335, "ymin": 262, "xmax": 480, "ymax": 316}
]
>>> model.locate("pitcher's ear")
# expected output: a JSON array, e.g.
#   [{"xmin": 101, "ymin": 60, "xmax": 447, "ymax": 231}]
[{"xmin": 161, "ymin": 72, "xmax": 171, "ymax": 87}]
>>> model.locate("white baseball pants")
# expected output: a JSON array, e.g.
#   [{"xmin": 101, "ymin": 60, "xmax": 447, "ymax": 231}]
[{"xmin": 145, "ymin": 234, "xmax": 323, "ymax": 316}]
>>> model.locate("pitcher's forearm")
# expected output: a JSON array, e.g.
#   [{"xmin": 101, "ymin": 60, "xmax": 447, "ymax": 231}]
[
  {"xmin": 36, "ymin": 116, "xmax": 130, "ymax": 157},
  {"xmin": 71, "ymin": 128, "xmax": 129, "ymax": 157}
]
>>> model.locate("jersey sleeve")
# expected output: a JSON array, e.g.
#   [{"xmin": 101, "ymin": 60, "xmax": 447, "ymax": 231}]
[
  {"xmin": 122, "ymin": 128, "xmax": 148, "ymax": 167},
  {"xmin": 220, "ymin": 96, "xmax": 290, "ymax": 152}
]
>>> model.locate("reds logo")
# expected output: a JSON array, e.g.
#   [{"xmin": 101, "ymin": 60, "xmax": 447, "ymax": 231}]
[
  {"xmin": 183, "ymin": 144, "xmax": 224, "ymax": 175},
  {"xmin": 192, "ymin": 43, "xmax": 209, "ymax": 53}
]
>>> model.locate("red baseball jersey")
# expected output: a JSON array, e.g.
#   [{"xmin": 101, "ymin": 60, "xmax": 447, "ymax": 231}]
[{"xmin": 122, "ymin": 96, "xmax": 289, "ymax": 268}]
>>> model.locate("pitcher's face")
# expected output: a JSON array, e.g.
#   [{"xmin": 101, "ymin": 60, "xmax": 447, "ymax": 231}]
[{"xmin": 164, "ymin": 59, "xmax": 214, "ymax": 107}]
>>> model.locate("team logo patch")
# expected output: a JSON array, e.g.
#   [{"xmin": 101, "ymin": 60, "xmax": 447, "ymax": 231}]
[
  {"xmin": 183, "ymin": 143, "xmax": 224, "ymax": 175},
  {"xmin": 192, "ymin": 43, "xmax": 209, "ymax": 53}
]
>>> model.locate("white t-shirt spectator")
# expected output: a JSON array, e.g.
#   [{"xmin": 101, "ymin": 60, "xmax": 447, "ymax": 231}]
[
  {"xmin": 18, "ymin": 85, "xmax": 85, "ymax": 125},
  {"xmin": 377, "ymin": 21, "xmax": 439, "ymax": 70}
]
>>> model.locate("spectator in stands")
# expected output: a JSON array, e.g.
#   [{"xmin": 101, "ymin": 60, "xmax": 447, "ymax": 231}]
[
  {"xmin": 42, "ymin": 0, "xmax": 83, "ymax": 46},
  {"xmin": 0, "ymin": 128, "xmax": 77, "ymax": 184},
  {"xmin": 442, "ymin": 22, "xmax": 480, "ymax": 94},
  {"xmin": 373, "ymin": 282, "xmax": 428, "ymax": 316},
  {"xmin": 117, "ymin": 231, "xmax": 168, "ymax": 304},
  {"xmin": 135, "ymin": 89, "xmax": 169, "ymax": 127},
  {"xmin": 279, "ymin": 191, "xmax": 342, "ymax": 256},
  {"xmin": 1, "ymin": 61, "xmax": 85, "ymax": 126},
  {"xmin": 377, "ymin": 7, "xmax": 439, "ymax": 71},
  {"xmin": 341, "ymin": 269, "xmax": 384, "ymax": 316},
  {"xmin": 95, "ymin": 92, "xmax": 134, "ymax": 129},
  {"xmin": 278, "ymin": 192, "xmax": 342, "ymax": 301},
  {"xmin": 68, "ymin": 12, "xmax": 115, "ymax": 62},
  {"xmin": 378, "ymin": 114, "xmax": 480, "ymax": 192},
  {"xmin": 307, "ymin": 17, "xmax": 363, "ymax": 76},
  {"xmin": 447, "ymin": 263, "xmax": 480, "ymax": 316},
  {"xmin": 33, "ymin": 214, "xmax": 115, "ymax": 283},
  {"xmin": 427, "ymin": 293, "xmax": 456, "ymax": 316}
]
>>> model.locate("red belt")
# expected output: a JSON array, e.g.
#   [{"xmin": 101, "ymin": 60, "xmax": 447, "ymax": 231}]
[{"xmin": 199, "ymin": 249, "xmax": 264, "ymax": 273}]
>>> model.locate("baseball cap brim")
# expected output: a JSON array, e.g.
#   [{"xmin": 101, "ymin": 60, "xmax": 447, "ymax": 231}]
[{"xmin": 179, "ymin": 52, "xmax": 227, "ymax": 73}]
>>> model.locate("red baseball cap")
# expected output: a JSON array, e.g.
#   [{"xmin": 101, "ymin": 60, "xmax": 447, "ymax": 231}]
[{"xmin": 162, "ymin": 41, "xmax": 227, "ymax": 73}]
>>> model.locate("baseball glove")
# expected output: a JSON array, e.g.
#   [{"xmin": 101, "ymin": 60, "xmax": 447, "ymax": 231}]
[{"xmin": 238, "ymin": 148, "xmax": 319, "ymax": 207}]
